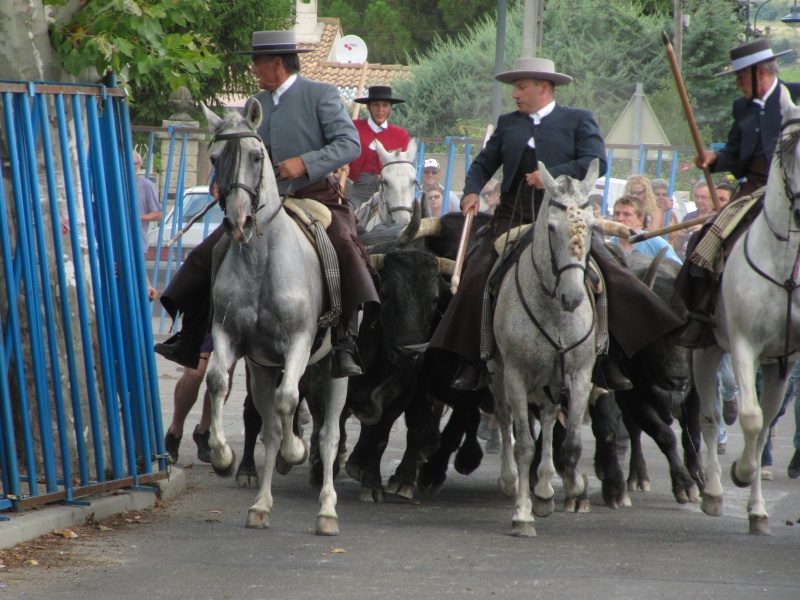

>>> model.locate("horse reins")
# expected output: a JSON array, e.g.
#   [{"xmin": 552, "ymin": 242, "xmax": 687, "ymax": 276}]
[
  {"xmin": 741, "ymin": 117, "xmax": 800, "ymax": 378},
  {"xmin": 211, "ymin": 130, "xmax": 286, "ymax": 237}
]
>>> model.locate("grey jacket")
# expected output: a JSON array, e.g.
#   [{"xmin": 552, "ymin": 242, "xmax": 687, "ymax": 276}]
[{"xmin": 255, "ymin": 76, "xmax": 360, "ymax": 194}]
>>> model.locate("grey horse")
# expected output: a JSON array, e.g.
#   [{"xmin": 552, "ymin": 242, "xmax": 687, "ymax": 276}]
[
  {"xmin": 201, "ymin": 101, "xmax": 347, "ymax": 536},
  {"xmin": 489, "ymin": 160, "xmax": 599, "ymax": 537},
  {"xmin": 355, "ymin": 139, "xmax": 418, "ymax": 231}
]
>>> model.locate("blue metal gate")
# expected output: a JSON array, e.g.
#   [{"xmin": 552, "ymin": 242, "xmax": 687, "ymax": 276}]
[{"xmin": 0, "ymin": 80, "xmax": 167, "ymax": 512}]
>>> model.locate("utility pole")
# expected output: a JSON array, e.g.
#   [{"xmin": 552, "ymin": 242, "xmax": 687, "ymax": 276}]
[
  {"xmin": 523, "ymin": 0, "xmax": 543, "ymax": 57},
  {"xmin": 492, "ymin": 0, "xmax": 507, "ymax": 125},
  {"xmin": 674, "ymin": 0, "xmax": 683, "ymax": 70}
]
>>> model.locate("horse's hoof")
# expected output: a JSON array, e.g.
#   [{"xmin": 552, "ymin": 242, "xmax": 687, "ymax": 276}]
[
  {"xmin": 345, "ymin": 461, "xmax": 364, "ymax": 483},
  {"xmin": 688, "ymin": 485, "xmax": 700, "ymax": 504},
  {"xmin": 359, "ymin": 487, "xmax": 385, "ymax": 503},
  {"xmin": 510, "ymin": 520, "xmax": 537, "ymax": 538},
  {"xmin": 386, "ymin": 476, "xmax": 414, "ymax": 500},
  {"xmin": 316, "ymin": 515, "xmax": 339, "ymax": 536},
  {"xmin": 236, "ymin": 472, "xmax": 259, "ymax": 489},
  {"xmin": 246, "ymin": 509, "xmax": 269, "ymax": 529},
  {"xmin": 533, "ymin": 495, "xmax": 555, "ymax": 518},
  {"xmin": 730, "ymin": 461, "xmax": 751, "ymax": 488},
  {"xmin": 701, "ymin": 493, "xmax": 723, "ymax": 517},
  {"xmin": 211, "ymin": 447, "xmax": 237, "ymax": 477},
  {"xmin": 275, "ymin": 452, "xmax": 293, "ymax": 476},
  {"xmin": 575, "ymin": 498, "xmax": 591, "ymax": 514},
  {"xmin": 748, "ymin": 514, "xmax": 771, "ymax": 535},
  {"xmin": 675, "ymin": 489, "xmax": 689, "ymax": 504}
]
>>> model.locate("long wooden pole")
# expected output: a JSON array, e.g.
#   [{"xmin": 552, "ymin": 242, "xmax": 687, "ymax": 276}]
[
  {"xmin": 662, "ymin": 31, "xmax": 721, "ymax": 212},
  {"xmin": 166, "ymin": 198, "xmax": 219, "ymax": 247},
  {"xmin": 628, "ymin": 212, "xmax": 715, "ymax": 243},
  {"xmin": 339, "ymin": 61, "xmax": 370, "ymax": 189}
]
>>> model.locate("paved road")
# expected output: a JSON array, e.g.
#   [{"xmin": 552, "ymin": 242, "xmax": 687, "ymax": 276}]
[{"xmin": 7, "ymin": 346, "xmax": 800, "ymax": 600}]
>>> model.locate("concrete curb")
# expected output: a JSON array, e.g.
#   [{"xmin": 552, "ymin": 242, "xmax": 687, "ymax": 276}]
[{"xmin": 0, "ymin": 467, "xmax": 187, "ymax": 550}]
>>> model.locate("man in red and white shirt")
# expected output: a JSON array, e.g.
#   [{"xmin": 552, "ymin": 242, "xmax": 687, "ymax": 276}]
[{"xmin": 347, "ymin": 86, "xmax": 410, "ymax": 207}]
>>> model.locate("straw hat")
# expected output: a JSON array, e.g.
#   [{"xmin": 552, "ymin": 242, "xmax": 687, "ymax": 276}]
[
  {"xmin": 495, "ymin": 57, "xmax": 573, "ymax": 86},
  {"xmin": 715, "ymin": 39, "xmax": 794, "ymax": 76},
  {"xmin": 234, "ymin": 31, "xmax": 313, "ymax": 56}
]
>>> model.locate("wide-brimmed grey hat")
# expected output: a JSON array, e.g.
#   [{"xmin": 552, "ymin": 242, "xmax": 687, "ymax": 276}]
[
  {"xmin": 495, "ymin": 57, "xmax": 573, "ymax": 86},
  {"xmin": 354, "ymin": 86, "xmax": 405, "ymax": 104},
  {"xmin": 234, "ymin": 30, "xmax": 313, "ymax": 56},
  {"xmin": 715, "ymin": 39, "xmax": 794, "ymax": 76}
]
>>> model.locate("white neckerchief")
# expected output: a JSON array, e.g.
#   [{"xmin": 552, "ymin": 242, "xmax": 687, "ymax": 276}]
[
  {"xmin": 367, "ymin": 117, "xmax": 388, "ymax": 150},
  {"xmin": 527, "ymin": 101, "xmax": 556, "ymax": 148},
  {"xmin": 271, "ymin": 74, "xmax": 297, "ymax": 106},
  {"xmin": 753, "ymin": 76, "xmax": 778, "ymax": 108}
]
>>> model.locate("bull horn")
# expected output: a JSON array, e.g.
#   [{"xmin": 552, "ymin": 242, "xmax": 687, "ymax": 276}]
[
  {"xmin": 396, "ymin": 200, "xmax": 422, "ymax": 245},
  {"xmin": 595, "ymin": 218, "xmax": 635, "ymax": 239},
  {"xmin": 437, "ymin": 257, "xmax": 456, "ymax": 276},
  {"xmin": 369, "ymin": 254, "xmax": 385, "ymax": 271},
  {"xmin": 398, "ymin": 217, "xmax": 442, "ymax": 245},
  {"xmin": 641, "ymin": 246, "xmax": 669, "ymax": 289}
]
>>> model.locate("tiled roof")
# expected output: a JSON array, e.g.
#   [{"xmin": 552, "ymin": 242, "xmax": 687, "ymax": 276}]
[{"xmin": 299, "ymin": 18, "xmax": 413, "ymax": 103}]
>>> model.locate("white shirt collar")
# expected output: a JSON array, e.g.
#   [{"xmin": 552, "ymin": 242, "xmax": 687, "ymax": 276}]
[
  {"xmin": 530, "ymin": 101, "xmax": 556, "ymax": 126},
  {"xmin": 271, "ymin": 74, "xmax": 297, "ymax": 106},
  {"xmin": 367, "ymin": 116, "xmax": 388, "ymax": 134},
  {"xmin": 754, "ymin": 77, "xmax": 778, "ymax": 108}
]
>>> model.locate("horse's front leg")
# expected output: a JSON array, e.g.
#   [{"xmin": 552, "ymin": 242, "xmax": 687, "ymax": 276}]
[
  {"xmin": 503, "ymin": 372, "xmax": 536, "ymax": 537},
  {"xmin": 206, "ymin": 333, "xmax": 240, "ymax": 477},
  {"xmin": 561, "ymin": 370, "xmax": 592, "ymax": 513},
  {"xmin": 245, "ymin": 364, "xmax": 281, "ymax": 528},
  {"xmin": 316, "ymin": 357, "xmax": 348, "ymax": 536},
  {"xmin": 490, "ymin": 364, "xmax": 518, "ymax": 497},
  {"xmin": 533, "ymin": 400, "xmax": 558, "ymax": 518},
  {"xmin": 274, "ymin": 343, "xmax": 312, "ymax": 465},
  {"xmin": 729, "ymin": 341, "xmax": 762, "ymax": 488},
  {"xmin": 693, "ymin": 346, "xmax": 724, "ymax": 516}
]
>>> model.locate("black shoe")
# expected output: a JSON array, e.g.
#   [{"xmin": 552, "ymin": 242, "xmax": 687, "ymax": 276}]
[
  {"xmin": 788, "ymin": 449, "xmax": 800, "ymax": 479},
  {"xmin": 452, "ymin": 360, "xmax": 483, "ymax": 391},
  {"xmin": 592, "ymin": 355, "xmax": 633, "ymax": 391},
  {"xmin": 477, "ymin": 414, "xmax": 491, "ymax": 441},
  {"xmin": 677, "ymin": 318, "xmax": 713, "ymax": 349},
  {"xmin": 193, "ymin": 426, "xmax": 211, "ymax": 464},
  {"xmin": 164, "ymin": 430, "xmax": 181, "ymax": 465},
  {"xmin": 154, "ymin": 332, "xmax": 201, "ymax": 369},
  {"xmin": 333, "ymin": 347, "xmax": 363, "ymax": 378},
  {"xmin": 722, "ymin": 395, "xmax": 739, "ymax": 426}
]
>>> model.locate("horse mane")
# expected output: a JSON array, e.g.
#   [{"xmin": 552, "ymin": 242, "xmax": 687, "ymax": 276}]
[{"xmin": 776, "ymin": 120, "xmax": 800, "ymax": 175}]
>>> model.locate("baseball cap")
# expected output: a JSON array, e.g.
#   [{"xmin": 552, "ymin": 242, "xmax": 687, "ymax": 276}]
[{"xmin": 423, "ymin": 158, "xmax": 440, "ymax": 170}]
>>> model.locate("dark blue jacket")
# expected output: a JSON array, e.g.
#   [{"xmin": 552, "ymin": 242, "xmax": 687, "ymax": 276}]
[
  {"xmin": 712, "ymin": 81, "xmax": 800, "ymax": 179},
  {"xmin": 463, "ymin": 105, "xmax": 607, "ymax": 197}
]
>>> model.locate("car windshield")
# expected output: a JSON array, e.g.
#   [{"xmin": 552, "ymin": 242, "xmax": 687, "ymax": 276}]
[{"xmin": 181, "ymin": 192, "xmax": 224, "ymax": 224}]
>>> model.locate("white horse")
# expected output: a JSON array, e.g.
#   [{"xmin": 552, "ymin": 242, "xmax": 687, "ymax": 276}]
[
  {"xmin": 693, "ymin": 87, "xmax": 800, "ymax": 534},
  {"xmin": 490, "ymin": 160, "xmax": 599, "ymax": 537},
  {"xmin": 355, "ymin": 139, "xmax": 418, "ymax": 231},
  {"xmin": 201, "ymin": 102, "xmax": 347, "ymax": 535}
]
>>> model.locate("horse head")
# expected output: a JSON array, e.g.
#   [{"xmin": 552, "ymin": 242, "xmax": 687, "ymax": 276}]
[
  {"xmin": 778, "ymin": 86, "xmax": 800, "ymax": 230},
  {"xmin": 375, "ymin": 139, "xmax": 418, "ymax": 227},
  {"xmin": 535, "ymin": 159, "xmax": 599, "ymax": 312},
  {"xmin": 202, "ymin": 100, "xmax": 275, "ymax": 243}
]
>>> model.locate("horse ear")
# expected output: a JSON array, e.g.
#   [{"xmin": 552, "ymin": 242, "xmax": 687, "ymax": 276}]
[
  {"xmin": 780, "ymin": 85, "xmax": 797, "ymax": 116},
  {"xmin": 406, "ymin": 138, "xmax": 417, "ymax": 160},
  {"xmin": 538, "ymin": 161, "xmax": 555, "ymax": 191},
  {"xmin": 374, "ymin": 139, "xmax": 391, "ymax": 162},
  {"xmin": 201, "ymin": 103, "xmax": 222, "ymax": 131},
  {"xmin": 581, "ymin": 159, "xmax": 600, "ymax": 196},
  {"xmin": 245, "ymin": 97, "xmax": 263, "ymax": 129}
]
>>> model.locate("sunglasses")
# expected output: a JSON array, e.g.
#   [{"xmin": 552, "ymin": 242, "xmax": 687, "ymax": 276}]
[
  {"xmin": 428, "ymin": 194, "xmax": 443, "ymax": 200},
  {"xmin": 629, "ymin": 189, "xmax": 646, "ymax": 196},
  {"xmin": 423, "ymin": 169, "xmax": 439, "ymax": 175}
]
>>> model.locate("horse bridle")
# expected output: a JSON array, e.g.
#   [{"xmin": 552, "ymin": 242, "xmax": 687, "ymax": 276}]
[
  {"xmin": 376, "ymin": 159, "xmax": 419, "ymax": 219},
  {"xmin": 532, "ymin": 198, "xmax": 590, "ymax": 299},
  {"xmin": 211, "ymin": 130, "xmax": 285, "ymax": 237}
]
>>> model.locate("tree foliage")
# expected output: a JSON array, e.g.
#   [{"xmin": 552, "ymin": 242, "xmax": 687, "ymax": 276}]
[{"xmin": 391, "ymin": 0, "xmax": 743, "ymax": 145}]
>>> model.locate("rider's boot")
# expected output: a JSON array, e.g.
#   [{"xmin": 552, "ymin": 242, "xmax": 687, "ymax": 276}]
[
  {"xmin": 677, "ymin": 282, "xmax": 716, "ymax": 349},
  {"xmin": 155, "ymin": 330, "xmax": 204, "ymax": 369},
  {"xmin": 592, "ymin": 353, "xmax": 632, "ymax": 391},
  {"xmin": 451, "ymin": 359, "xmax": 491, "ymax": 391},
  {"xmin": 332, "ymin": 313, "xmax": 364, "ymax": 378}
]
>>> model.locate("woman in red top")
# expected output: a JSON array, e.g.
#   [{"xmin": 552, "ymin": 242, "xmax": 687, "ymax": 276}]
[{"xmin": 347, "ymin": 86, "xmax": 410, "ymax": 207}]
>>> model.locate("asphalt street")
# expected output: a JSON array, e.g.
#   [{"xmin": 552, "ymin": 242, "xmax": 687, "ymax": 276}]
[{"xmin": 3, "ymin": 328, "xmax": 800, "ymax": 600}]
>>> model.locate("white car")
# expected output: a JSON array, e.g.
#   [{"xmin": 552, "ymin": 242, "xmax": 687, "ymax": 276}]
[{"xmin": 148, "ymin": 186, "xmax": 222, "ymax": 257}]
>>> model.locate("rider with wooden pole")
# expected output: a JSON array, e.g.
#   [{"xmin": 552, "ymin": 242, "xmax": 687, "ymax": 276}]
[
  {"xmin": 676, "ymin": 38, "xmax": 800, "ymax": 348},
  {"xmin": 427, "ymin": 57, "xmax": 683, "ymax": 391}
]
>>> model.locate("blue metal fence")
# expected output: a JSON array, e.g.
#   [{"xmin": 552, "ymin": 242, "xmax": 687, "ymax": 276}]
[{"xmin": 0, "ymin": 80, "xmax": 167, "ymax": 512}]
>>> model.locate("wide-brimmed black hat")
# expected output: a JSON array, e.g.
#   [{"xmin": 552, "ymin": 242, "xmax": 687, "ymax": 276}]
[
  {"xmin": 234, "ymin": 31, "xmax": 313, "ymax": 56},
  {"xmin": 715, "ymin": 39, "xmax": 794, "ymax": 76},
  {"xmin": 354, "ymin": 86, "xmax": 405, "ymax": 104}
]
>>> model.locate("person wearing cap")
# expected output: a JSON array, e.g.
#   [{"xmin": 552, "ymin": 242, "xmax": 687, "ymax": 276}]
[
  {"xmin": 422, "ymin": 158, "xmax": 460, "ymax": 210},
  {"xmin": 346, "ymin": 86, "xmax": 410, "ymax": 207},
  {"xmin": 155, "ymin": 31, "xmax": 377, "ymax": 379},
  {"xmin": 428, "ymin": 57, "xmax": 684, "ymax": 391},
  {"xmin": 681, "ymin": 39, "xmax": 800, "ymax": 348}
]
